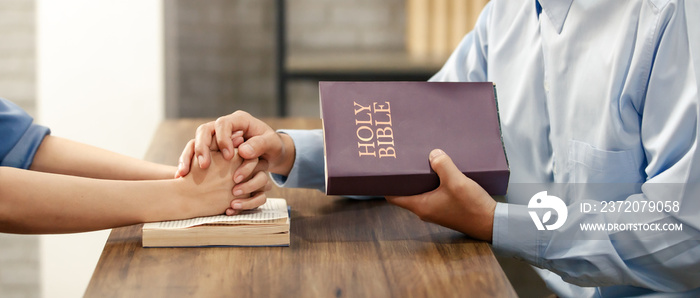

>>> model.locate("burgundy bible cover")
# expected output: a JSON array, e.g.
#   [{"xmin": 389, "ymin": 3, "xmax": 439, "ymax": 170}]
[{"xmin": 320, "ymin": 81, "xmax": 509, "ymax": 196}]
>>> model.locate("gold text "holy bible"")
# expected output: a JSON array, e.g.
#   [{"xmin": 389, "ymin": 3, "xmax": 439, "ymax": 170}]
[{"xmin": 353, "ymin": 101, "xmax": 396, "ymax": 158}]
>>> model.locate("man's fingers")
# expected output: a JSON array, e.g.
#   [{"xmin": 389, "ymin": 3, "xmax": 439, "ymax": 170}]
[
  {"xmin": 194, "ymin": 122, "xmax": 216, "ymax": 169},
  {"xmin": 208, "ymin": 139, "xmax": 220, "ymax": 151},
  {"xmin": 218, "ymin": 110, "xmax": 270, "ymax": 144},
  {"xmin": 175, "ymin": 139, "xmax": 196, "ymax": 178},
  {"xmin": 214, "ymin": 117, "xmax": 237, "ymax": 160},
  {"xmin": 238, "ymin": 135, "xmax": 270, "ymax": 159},
  {"xmin": 388, "ymin": 193, "xmax": 439, "ymax": 223},
  {"xmin": 233, "ymin": 170, "xmax": 269, "ymax": 197},
  {"xmin": 231, "ymin": 130, "xmax": 245, "ymax": 148},
  {"xmin": 264, "ymin": 178, "xmax": 273, "ymax": 191},
  {"xmin": 234, "ymin": 158, "xmax": 269, "ymax": 184},
  {"xmin": 386, "ymin": 150, "xmax": 457, "ymax": 218},
  {"xmin": 233, "ymin": 157, "xmax": 259, "ymax": 184},
  {"xmin": 386, "ymin": 195, "xmax": 421, "ymax": 213},
  {"xmin": 230, "ymin": 192, "xmax": 267, "ymax": 211}
]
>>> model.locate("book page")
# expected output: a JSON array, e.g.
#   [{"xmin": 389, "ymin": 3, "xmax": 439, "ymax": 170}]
[{"xmin": 144, "ymin": 198, "xmax": 288, "ymax": 230}]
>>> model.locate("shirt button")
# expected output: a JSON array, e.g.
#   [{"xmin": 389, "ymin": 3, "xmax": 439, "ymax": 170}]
[{"xmin": 544, "ymin": 80, "xmax": 550, "ymax": 92}]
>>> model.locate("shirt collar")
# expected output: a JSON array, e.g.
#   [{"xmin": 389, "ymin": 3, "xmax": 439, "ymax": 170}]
[{"xmin": 537, "ymin": 0, "xmax": 574, "ymax": 34}]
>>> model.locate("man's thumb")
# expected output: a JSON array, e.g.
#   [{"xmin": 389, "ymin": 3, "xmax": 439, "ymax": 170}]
[
  {"xmin": 429, "ymin": 149, "xmax": 463, "ymax": 185},
  {"xmin": 238, "ymin": 135, "xmax": 268, "ymax": 159}
]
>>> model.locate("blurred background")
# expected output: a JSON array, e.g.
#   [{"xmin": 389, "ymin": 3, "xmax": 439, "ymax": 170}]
[{"xmin": 0, "ymin": 1, "xmax": 551, "ymax": 298}]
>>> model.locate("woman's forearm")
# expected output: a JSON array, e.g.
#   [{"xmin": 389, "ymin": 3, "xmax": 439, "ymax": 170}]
[
  {"xmin": 0, "ymin": 167, "xmax": 169, "ymax": 233},
  {"xmin": 0, "ymin": 152, "xmax": 239, "ymax": 234},
  {"xmin": 30, "ymin": 135, "xmax": 176, "ymax": 180}
]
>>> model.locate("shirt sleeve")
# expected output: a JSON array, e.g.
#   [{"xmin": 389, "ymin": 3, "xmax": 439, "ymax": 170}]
[
  {"xmin": 269, "ymin": 129, "xmax": 326, "ymax": 191},
  {"xmin": 428, "ymin": 1, "xmax": 491, "ymax": 83},
  {"xmin": 0, "ymin": 98, "xmax": 50, "ymax": 169},
  {"xmin": 492, "ymin": 3, "xmax": 700, "ymax": 293}
]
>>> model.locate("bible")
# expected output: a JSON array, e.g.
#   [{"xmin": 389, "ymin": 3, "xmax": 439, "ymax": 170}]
[
  {"xmin": 142, "ymin": 198, "xmax": 290, "ymax": 247},
  {"xmin": 320, "ymin": 81, "xmax": 509, "ymax": 196}
]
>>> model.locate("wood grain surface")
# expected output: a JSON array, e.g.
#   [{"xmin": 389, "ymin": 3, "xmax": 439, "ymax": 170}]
[{"xmin": 84, "ymin": 118, "xmax": 516, "ymax": 298}]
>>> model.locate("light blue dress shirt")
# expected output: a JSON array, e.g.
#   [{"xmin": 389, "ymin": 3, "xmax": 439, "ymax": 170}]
[{"xmin": 272, "ymin": 0, "xmax": 700, "ymax": 296}]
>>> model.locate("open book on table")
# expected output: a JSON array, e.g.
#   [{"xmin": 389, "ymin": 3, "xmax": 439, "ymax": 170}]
[{"xmin": 142, "ymin": 198, "xmax": 289, "ymax": 247}]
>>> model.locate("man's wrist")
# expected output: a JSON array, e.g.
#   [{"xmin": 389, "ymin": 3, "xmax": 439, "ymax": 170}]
[
  {"xmin": 270, "ymin": 132, "xmax": 295, "ymax": 176},
  {"xmin": 482, "ymin": 199, "xmax": 497, "ymax": 243}
]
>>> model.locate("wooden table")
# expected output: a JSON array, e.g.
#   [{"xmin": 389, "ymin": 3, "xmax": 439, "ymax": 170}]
[{"xmin": 85, "ymin": 118, "xmax": 516, "ymax": 297}]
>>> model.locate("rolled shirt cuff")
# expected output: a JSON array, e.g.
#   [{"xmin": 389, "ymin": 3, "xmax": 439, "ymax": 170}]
[{"xmin": 492, "ymin": 202, "xmax": 543, "ymax": 266}]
